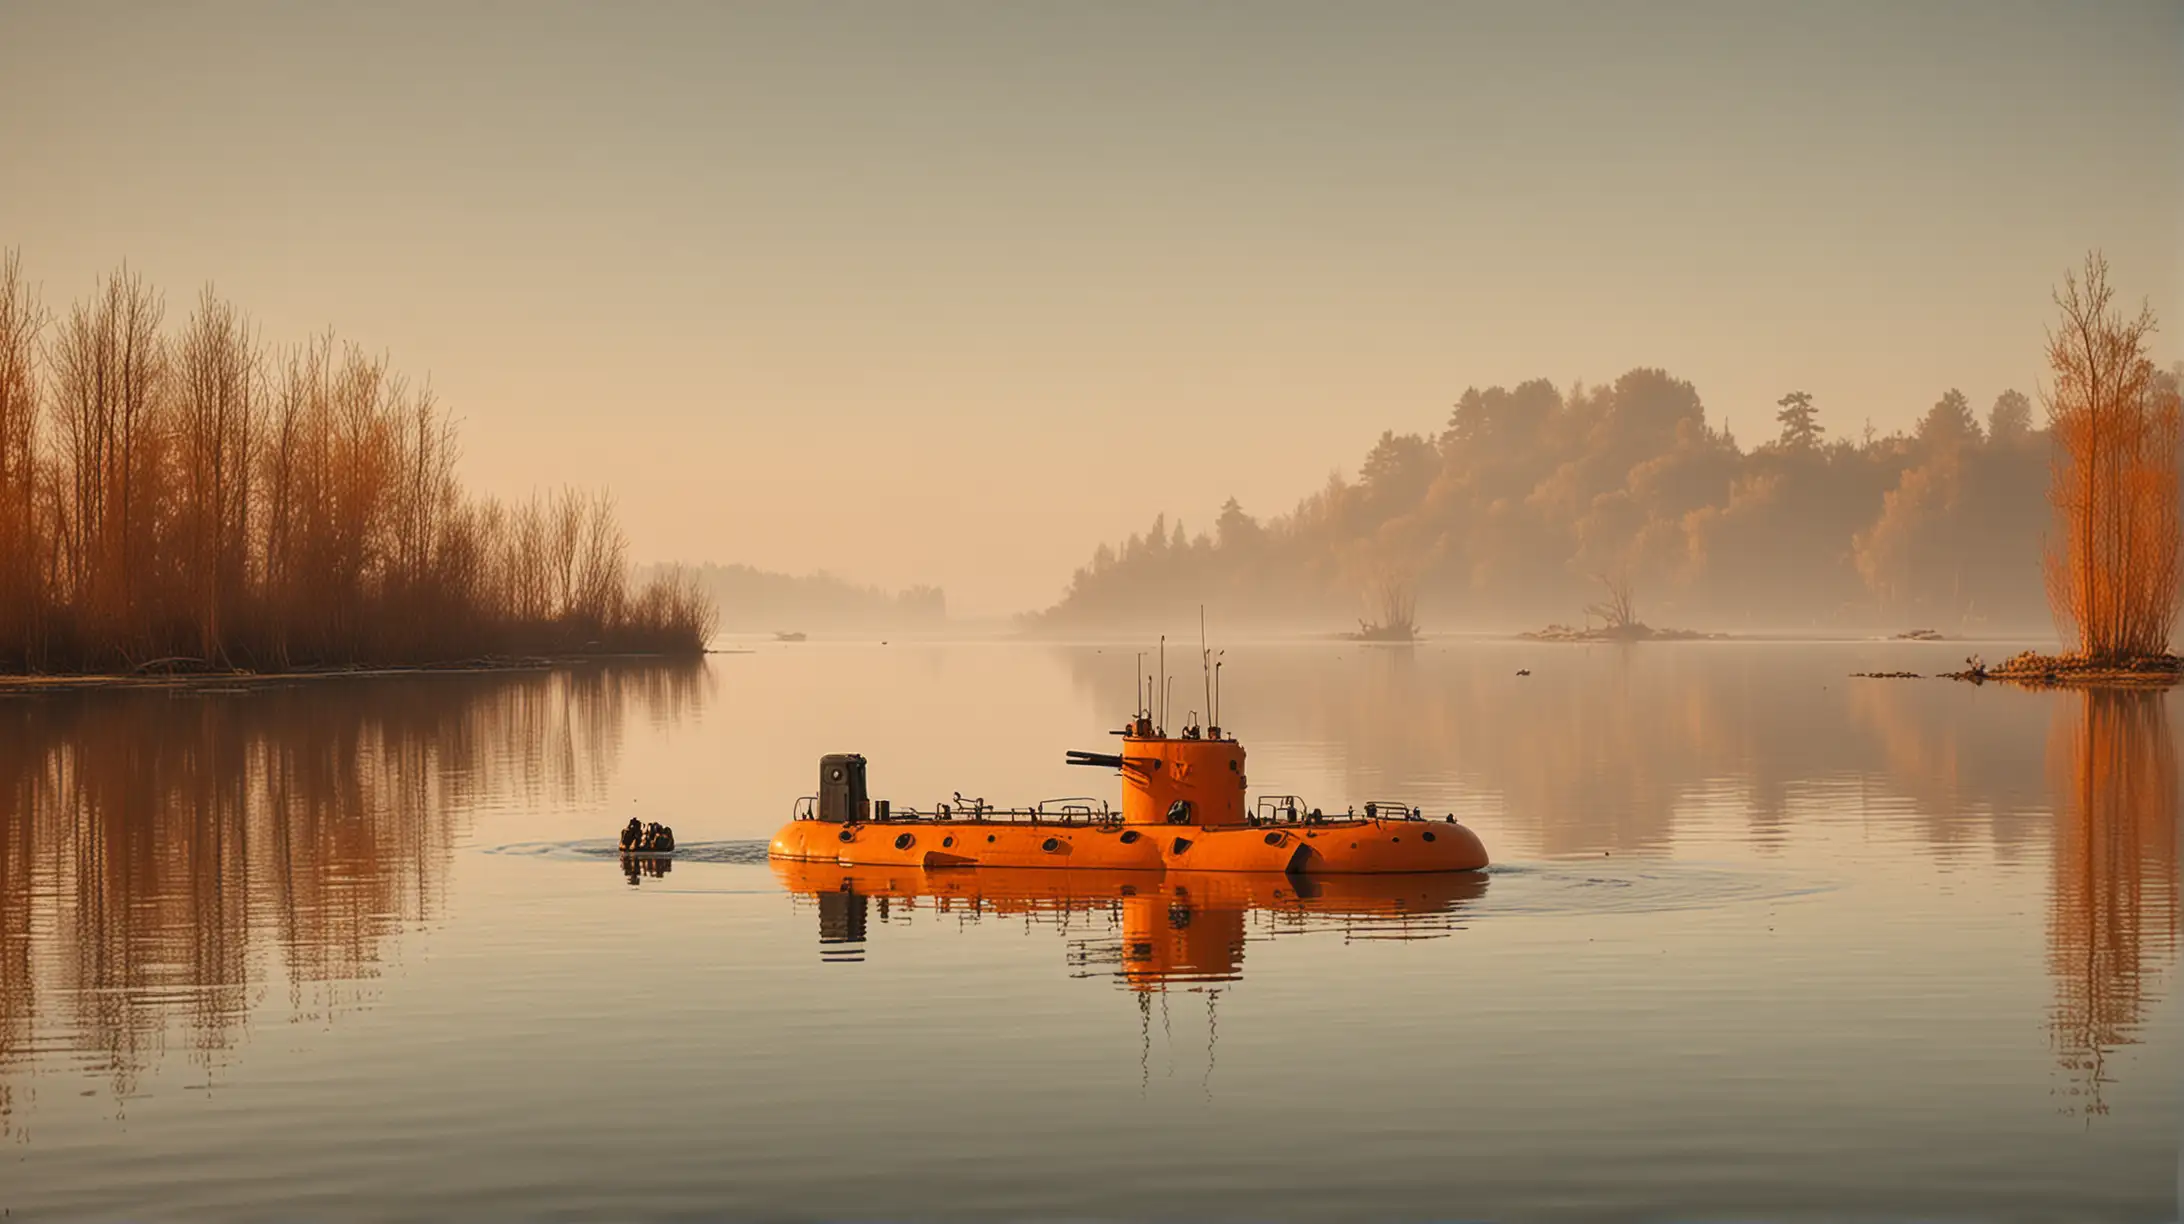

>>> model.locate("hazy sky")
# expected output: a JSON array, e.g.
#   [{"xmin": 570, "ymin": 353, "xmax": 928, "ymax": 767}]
[{"xmin": 4, "ymin": 1, "xmax": 2179, "ymax": 613}]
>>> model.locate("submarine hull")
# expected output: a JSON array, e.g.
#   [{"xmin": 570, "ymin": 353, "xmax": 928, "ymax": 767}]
[{"xmin": 768, "ymin": 815, "xmax": 1487, "ymax": 874}]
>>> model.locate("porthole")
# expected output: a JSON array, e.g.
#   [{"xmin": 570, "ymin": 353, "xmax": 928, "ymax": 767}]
[
  {"xmin": 942, "ymin": 836, "xmax": 955, "ymax": 848},
  {"xmin": 1350, "ymin": 842, "xmax": 1359, "ymax": 849},
  {"xmin": 837, "ymin": 829, "xmax": 855, "ymax": 843},
  {"xmin": 1263, "ymin": 832, "xmax": 1285, "ymax": 847},
  {"xmin": 894, "ymin": 833, "xmax": 915, "ymax": 850},
  {"xmin": 1041, "ymin": 837, "xmax": 1062, "ymax": 853},
  {"xmin": 1118, "ymin": 830, "xmax": 1141, "ymax": 844},
  {"xmin": 1172, "ymin": 837, "xmax": 1193, "ymax": 854},
  {"xmin": 1422, "ymin": 830, "xmax": 1436, "ymax": 843},
  {"xmin": 1391, "ymin": 837, "xmax": 1401, "ymax": 843},
  {"xmin": 830, "ymin": 767, "xmax": 844, "ymax": 782},
  {"xmin": 986, "ymin": 834, "xmax": 996, "ymax": 843}
]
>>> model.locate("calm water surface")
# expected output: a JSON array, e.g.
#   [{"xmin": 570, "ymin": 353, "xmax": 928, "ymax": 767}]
[{"xmin": 1, "ymin": 640, "xmax": 2178, "ymax": 1221}]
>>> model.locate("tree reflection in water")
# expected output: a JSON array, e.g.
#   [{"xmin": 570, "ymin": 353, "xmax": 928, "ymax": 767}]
[
  {"xmin": 1059, "ymin": 644, "xmax": 2179, "ymax": 1120},
  {"xmin": 2047, "ymin": 690, "xmax": 2179, "ymax": 1120},
  {"xmin": 0, "ymin": 663, "xmax": 706, "ymax": 1131}
]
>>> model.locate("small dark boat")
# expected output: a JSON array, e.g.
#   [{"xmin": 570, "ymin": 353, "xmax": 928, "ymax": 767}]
[{"xmin": 619, "ymin": 818, "xmax": 675, "ymax": 854}]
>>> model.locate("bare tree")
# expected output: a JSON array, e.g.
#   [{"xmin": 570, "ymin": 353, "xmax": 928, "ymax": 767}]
[
  {"xmin": 2, "ymin": 257, "xmax": 711, "ymax": 671},
  {"xmin": 2041, "ymin": 252, "xmax": 2181, "ymax": 660},
  {"xmin": 571, "ymin": 489, "xmax": 628, "ymax": 632},
  {"xmin": 1357, "ymin": 569, "xmax": 1418, "ymax": 640},
  {"xmin": 0, "ymin": 250, "xmax": 47, "ymax": 664},
  {"xmin": 48, "ymin": 266, "xmax": 166, "ymax": 655},
  {"xmin": 550, "ymin": 485, "xmax": 586, "ymax": 620},
  {"xmin": 1585, "ymin": 571, "xmax": 1639, "ymax": 633},
  {"xmin": 175, "ymin": 286, "xmax": 261, "ymax": 662}
]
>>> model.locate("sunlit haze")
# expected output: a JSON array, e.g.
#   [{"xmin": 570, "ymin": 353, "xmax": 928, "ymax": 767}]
[{"xmin": 4, "ymin": 1, "xmax": 2178, "ymax": 613}]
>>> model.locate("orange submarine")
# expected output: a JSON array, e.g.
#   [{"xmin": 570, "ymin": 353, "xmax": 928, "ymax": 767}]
[{"xmin": 769, "ymin": 694, "xmax": 1489, "ymax": 875}]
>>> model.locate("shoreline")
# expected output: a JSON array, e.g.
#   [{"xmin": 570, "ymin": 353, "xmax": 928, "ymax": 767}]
[
  {"xmin": 1945, "ymin": 651, "xmax": 2184, "ymax": 689},
  {"xmin": 0, "ymin": 652, "xmax": 704, "ymax": 695},
  {"xmin": 1518, "ymin": 624, "xmax": 1729, "ymax": 643}
]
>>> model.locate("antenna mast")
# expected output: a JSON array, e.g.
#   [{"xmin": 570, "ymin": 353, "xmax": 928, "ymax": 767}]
[{"xmin": 1199, "ymin": 606, "xmax": 1212, "ymax": 734}]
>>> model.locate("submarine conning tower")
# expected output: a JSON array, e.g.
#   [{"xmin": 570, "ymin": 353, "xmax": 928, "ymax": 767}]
[
  {"xmin": 1071, "ymin": 713, "xmax": 1248, "ymax": 827},
  {"xmin": 816, "ymin": 753, "xmax": 870, "ymax": 823}
]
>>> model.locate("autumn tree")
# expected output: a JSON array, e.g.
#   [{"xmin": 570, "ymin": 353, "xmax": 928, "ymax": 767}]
[
  {"xmin": 2041, "ymin": 252, "xmax": 2182, "ymax": 660},
  {"xmin": 0, "ymin": 251, "xmax": 45, "ymax": 665},
  {"xmin": 1989, "ymin": 389, "xmax": 2034, "ymax": 447},
  {"xmin": 1359, "ymin": 430, "xmax": 1436, "ymax": 512},
  {"xmin": 174, "ymin": 287, "xmax": 261, "ymax": 662},
  {"xmin": 0, "ymin": 256, "xmax": 711, "ymax": 671},
  {"xmin": 1918, "ymin": 388, "xmax": 1981, "ymax": 450},
  {"xmin": 48, "ymin": 266, "xmax": 167, "ymax": 653}
]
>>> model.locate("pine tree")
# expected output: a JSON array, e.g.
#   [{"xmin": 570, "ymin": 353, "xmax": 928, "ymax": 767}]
[{"xmin": 1775, "ymin": 391, "xmax": 1823, "ymax": 451}]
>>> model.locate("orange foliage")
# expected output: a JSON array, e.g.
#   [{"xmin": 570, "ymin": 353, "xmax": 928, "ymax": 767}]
[
  {"xmin": 0, "ymin": 255, "xmax": 713, "ymax": 671},
  {"xmin": 2041, "ymin": 252, "xmax": 2183, "ymax": 660},
  {"xmin": 2047, "ymin": 690, "xmax": 2179, "ymax": 1116}
]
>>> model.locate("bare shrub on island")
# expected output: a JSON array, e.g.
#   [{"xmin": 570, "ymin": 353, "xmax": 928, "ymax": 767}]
[
  {"xmin": 1584, "ymin": 572, "xmax": 1639, "ymax": 635},
  {"xmin": 1355, "ymin": 570, "xmax": 1418, "ymax": 641}
]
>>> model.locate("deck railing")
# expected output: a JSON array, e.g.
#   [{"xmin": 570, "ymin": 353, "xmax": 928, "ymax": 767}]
[{"xmin": 791, "ymin": 794, "xmax": 1119, "ymax": 827}]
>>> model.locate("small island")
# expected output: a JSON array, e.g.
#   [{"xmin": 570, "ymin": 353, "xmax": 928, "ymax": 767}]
[
  {"xmin": 1520, "ymin": 574, "xmax": 1724, "ymax": 643},
  {"xmin": 1948, "ymin": 651, "xmax": 2183, "ymax": 689},
  {"xmin": 1945, "ymin": 255, "xmax": 2181, "ymax": 689},
  {"xmin": 1346, "ymin": 574, "xmax": 1420, "ymax": 642}
]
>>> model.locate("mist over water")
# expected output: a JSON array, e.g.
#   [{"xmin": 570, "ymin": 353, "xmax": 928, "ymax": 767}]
[
  {"xmin": 0, "ymin": 641, "xmax": 2176, "ymax": 1220},
  {"xmin": 7, "ymin": 6, "xmax": 2182, "ymax": 1219}
]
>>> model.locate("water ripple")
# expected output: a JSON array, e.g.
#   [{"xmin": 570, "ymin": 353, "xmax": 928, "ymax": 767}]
[
  {"xmin": 1472, "ymin": 860, "xmax": 1832, "ymax": 917},
  {"xmin": 483, "ymin": 838, "xmax": 774, "ymax": 865}
]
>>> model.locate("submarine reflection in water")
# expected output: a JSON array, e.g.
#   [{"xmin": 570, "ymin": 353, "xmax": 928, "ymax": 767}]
[{"xmin": 772, "ymin": 861, "xmax": 1489, "ymax": 989}]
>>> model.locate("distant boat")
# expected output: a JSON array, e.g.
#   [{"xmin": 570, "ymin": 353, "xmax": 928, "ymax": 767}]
[{"xmin": 774, "ymin": 631, "xmax": 807, "ymax": 642}]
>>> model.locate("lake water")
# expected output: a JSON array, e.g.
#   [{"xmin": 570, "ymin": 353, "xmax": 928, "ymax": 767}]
[{"xmin": 2, "ymin": 640, "xmax": 2178, "ymax": 1221}]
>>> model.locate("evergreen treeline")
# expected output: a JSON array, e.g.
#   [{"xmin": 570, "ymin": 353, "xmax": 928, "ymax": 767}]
[
  {"xmin": 0, "ymin": 254, "xmax": 713, "ymax": 672},
  {"xmin": 1040, "ymin": 362, "xmax": 2184, "ymax": 633}
]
